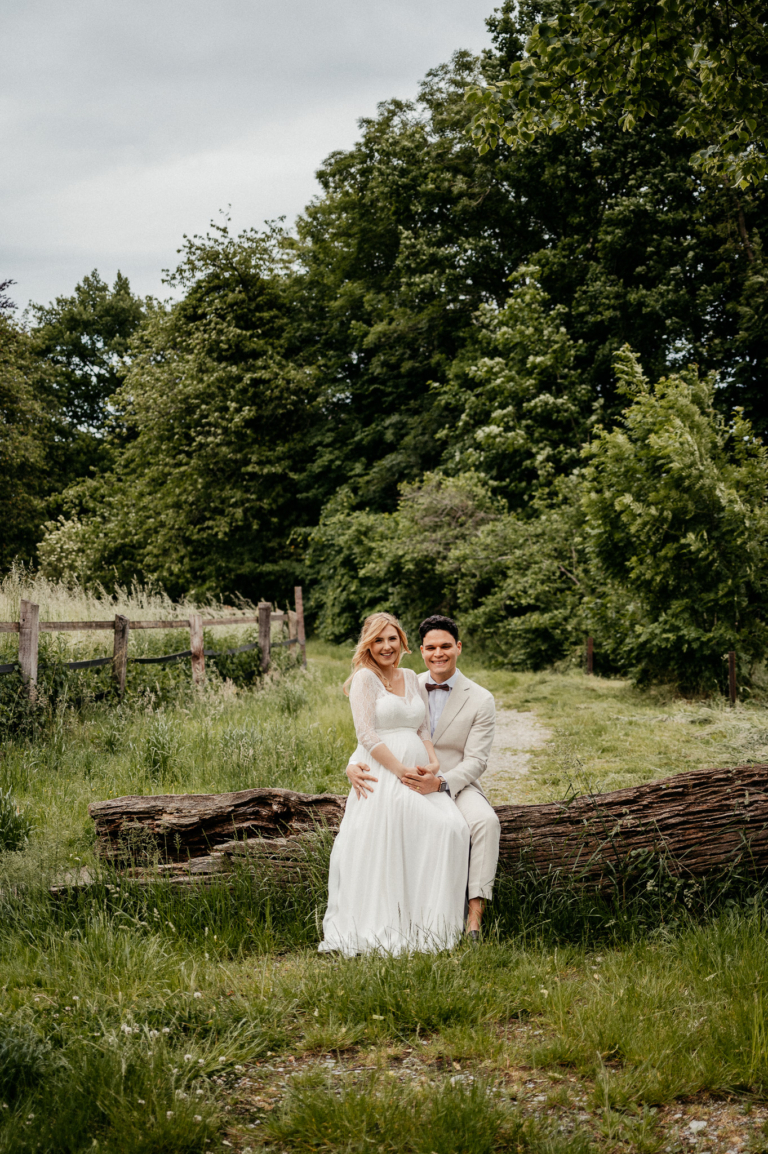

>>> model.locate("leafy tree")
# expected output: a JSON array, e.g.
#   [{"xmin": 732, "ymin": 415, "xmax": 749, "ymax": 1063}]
[
  {"xmin": 582, "ymin": 347, "xmax": 768, "ymax": 691},
  {"xmin": 40, "ymin": 224, "xmax": 323, "ymax": 601},
  {"xmin": 436, "ymin": 265, "xmax": 595, "ymax": 506},
  {"xmin": 29, "ymin": 270, "xmax": 146, "ymax": 485},
  {"xmin": 306, "ymin": 473, "xmax": 500, "ymax": 641},
  {"xmin": 0, "ymin": 279, "xmax": 16, "ymax": 314},
  {"xmin": 0, "ymin": 315, "xmax": 55, "ymax": 567},
  {"xmin": 291, "ymin": 52, "xmax": 556, "ymax": 510},
  {"xmin": 467, "ymin": 0, "xmax": 768, "ymax": 188},
  {"xmin": 450, "ymin": 478, "xmax": 592, "ymax": 668}
]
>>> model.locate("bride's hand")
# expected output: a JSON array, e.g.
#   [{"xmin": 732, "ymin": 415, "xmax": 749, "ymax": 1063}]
[{"xmin": 346, "ymin": 762, "xmax": 378, "ymax": 800}]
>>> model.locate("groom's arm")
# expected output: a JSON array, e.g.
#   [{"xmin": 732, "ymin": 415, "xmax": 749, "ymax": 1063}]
[{"xmin": 443, "ymin": 695, "xmax": 495, "ymax": 797}]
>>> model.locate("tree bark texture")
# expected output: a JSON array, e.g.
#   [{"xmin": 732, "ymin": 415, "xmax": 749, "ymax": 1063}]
[
  {"xmin": 89, "ymin": 788, "xmax": 346, "ymax": 862},
  {"xmin": 88, "ymin": 764, "xmax": 768, "ymax": 882}
]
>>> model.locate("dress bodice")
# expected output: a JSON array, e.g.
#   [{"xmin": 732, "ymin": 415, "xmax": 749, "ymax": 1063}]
[
  {"xmin": 348, "ymin": 666, "xmax": 430, "ymax": 753},
  {"xmin": 375, "ymin": 689, "xmax": 426, "ymax": 732}
]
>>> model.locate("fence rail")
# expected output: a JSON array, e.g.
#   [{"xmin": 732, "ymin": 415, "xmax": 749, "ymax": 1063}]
[{"xmin": 0, "ymin": 587, "xmax": 307, "ymax": 695}]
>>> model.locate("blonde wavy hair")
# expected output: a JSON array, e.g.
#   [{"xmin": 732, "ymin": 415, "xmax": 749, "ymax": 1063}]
[{"xmin": 343, "ymin": 612, "xmax": 411, "ymax": 695}]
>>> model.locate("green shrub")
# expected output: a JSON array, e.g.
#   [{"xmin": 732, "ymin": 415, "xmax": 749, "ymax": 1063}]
[
  {"xmin": 0, "ymin": 789, "xmax": 32, "ymax": 852},
  {"xmin": 0, "ymin": 1020, "xmax": 52, "ymax": 1103},
  {"xmin": 582, "ymin": 348, "xmax": 768, "ymax": 693}
]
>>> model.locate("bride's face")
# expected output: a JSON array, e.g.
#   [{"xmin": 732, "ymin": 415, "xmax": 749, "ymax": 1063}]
[{"xmin": 370, "ymin": 627, "xmax": 401, "ymax": 671}]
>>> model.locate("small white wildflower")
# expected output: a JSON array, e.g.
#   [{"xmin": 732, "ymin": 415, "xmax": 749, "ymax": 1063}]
[
  {"xmin": 193, "ymin": 1115, "xmax": 202, "ymax": 1123},
  {"xmin": 121, "ymin": 1025, "xmax": 132, "ymax": 1034},
  {"xmin": 162, "ymin": 1027, "xmax": 171, "ymax": 1034},
  {"xmin": 234, "ymin": 1065, "xmax": 244, "ymax": 1072},
  {"xmin": 149, "ymin": 1029, "xmax": 159, "ymax": 1038},
  {"xmin": 137, "ymin": 1099, "xmax": 145, "ymax": 1105},
  {"xmin": 198, "ymin": 1058, "xmax": 204, "ymax": 1065},
  {"xmin": 193, "ymin": 991, "xmax": 202, "ymax": 999},
  {"xmin": 166, "ymin": 1110, "xmax": 174, "ymax": 1118},
  {"xmin": 184, "ymin": 1054, "xmax": 193, "ymax": 1062},
  {"xmin": 218, "ymin": 1056, "xmax": 226, "ymax": 1063},
  {"xmin": 72, "ymin": 995, "xmax": 79, "ymax": 1001},
  {"xmin": 175, "ymin": 1090, "xmax": 188, "ymax": 1100}
]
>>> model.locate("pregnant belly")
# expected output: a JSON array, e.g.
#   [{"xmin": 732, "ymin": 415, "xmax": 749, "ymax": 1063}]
[{"xmin": 374, "ymin": 727, "xmax": 428, "ymax": 769}]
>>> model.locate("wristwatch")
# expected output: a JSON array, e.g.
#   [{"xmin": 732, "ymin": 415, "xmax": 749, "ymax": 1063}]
[{"xmin": 437, "ymin": 780, "xmax": 451, "ymax": 795}]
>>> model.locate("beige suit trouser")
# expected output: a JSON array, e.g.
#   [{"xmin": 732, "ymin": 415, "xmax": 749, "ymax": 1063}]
[{"xmin": 453, "ymin": 786, "xmax": 500, "ymax": 901}]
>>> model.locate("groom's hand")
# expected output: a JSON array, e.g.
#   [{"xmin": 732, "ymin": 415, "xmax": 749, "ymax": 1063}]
[
  {"xmin": 346, "ymin": 762, "xmax": 378, "ymax": 800},
  {"xmin": 402, "ymin": 765, "xmax": 441, "ymax": 794}
]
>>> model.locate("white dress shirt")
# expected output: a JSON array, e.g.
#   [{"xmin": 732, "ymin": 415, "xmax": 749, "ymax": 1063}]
[{"xmin": 426, "ymin": 670, "xmax": 458, "ymax": 736}]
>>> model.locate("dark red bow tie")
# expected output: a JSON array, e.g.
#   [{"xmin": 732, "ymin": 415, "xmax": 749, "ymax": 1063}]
[{"xmin": 426, "ymin": 682, "xmax": 450, "ymax": 692}]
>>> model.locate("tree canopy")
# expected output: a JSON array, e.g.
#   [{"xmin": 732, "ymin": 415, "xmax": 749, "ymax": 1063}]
[
  {"xmin": 467, "ymin": 0, "xmax": 768, "ymax": 188},
  {"xmin": 11, "ymin": 0, "xmax": 768, "ymax": 691}
]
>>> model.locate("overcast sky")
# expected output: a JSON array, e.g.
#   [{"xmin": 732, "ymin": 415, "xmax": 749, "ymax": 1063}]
[{"xmin": 1, "ymin": 0, "xmax": 494, "ymax": 311}]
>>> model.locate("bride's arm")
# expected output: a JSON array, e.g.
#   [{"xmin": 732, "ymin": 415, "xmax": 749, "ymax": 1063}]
[
  {"xmin": 349, "ymin": 670, "xmax": 408, "ymax": 781},
  {"xmin": 401, "ymin": 672, "xmax": 442, "ymax": 793},
  {"xmin": 402, "ymin": 737, "xmax": 442, "ymax": 794}
]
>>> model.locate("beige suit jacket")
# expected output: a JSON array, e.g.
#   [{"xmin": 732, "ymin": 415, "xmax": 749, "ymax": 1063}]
[{"xmin": 417, "ymin": 669, "xmax": 495, "ymax": 798}]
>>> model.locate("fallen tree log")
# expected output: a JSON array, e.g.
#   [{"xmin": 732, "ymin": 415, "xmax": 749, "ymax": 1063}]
[
  {"xmin": 88, "ymin": 788, "xmax": 345, "ymax": 862},
  {"xmin": 88, "ymin": 764, "xmax": 768, "ymax": 883}
]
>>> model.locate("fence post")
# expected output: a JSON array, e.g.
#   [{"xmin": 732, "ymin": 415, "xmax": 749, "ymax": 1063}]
[
  {"xmin": 294, "ymin": 586, "xmax": 307, "ymax": 668},
  {"xmin": 288, "ymin": 609, "xmax": 298, "ymax": 645},
  {"xmin": 19, "ymin": 600, "xmax": 39, "ymax": 698},
  {"xmin": 729, "ymin": 650, "xmax": 737, "ymax": 706},
  {"xmin": 112, "ymin": 615, "xmax": 130, "ymax": 696},
  {"xmin": 258, "ymin": 602, "xmax": 271, "ymax": 673},
  {"xmin": 190, "ymin": 614, "xmax": 205, "ymax": 685},
  {"xmin": 586, "ymin": 636, "xmax": 594, "ymax": 675}
]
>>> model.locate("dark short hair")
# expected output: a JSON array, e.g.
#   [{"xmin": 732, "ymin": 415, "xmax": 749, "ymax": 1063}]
[{"xmin": 418, "ymin": 615, "xmax": 460, "ymax": 643}]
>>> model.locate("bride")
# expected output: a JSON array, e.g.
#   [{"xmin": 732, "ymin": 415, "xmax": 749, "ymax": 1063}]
[{"xmin": 319, "ymin": 612, "xmax": 470, "ymax": 956}]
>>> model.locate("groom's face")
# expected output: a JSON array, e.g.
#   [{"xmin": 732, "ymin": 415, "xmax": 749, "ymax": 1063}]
[{"xmin": 420, "ymin": 630, "xmax": 461, "ymax": 683}]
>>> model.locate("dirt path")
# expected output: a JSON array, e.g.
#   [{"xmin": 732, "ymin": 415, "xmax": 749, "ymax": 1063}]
[{"xmin": 482, "ymin": 707, "xmax": 551, "ymax": 805}]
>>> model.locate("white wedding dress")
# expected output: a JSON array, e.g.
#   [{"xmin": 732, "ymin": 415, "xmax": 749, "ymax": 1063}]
[{"xmin": 319, "ymin": 666, "xmax": 470, "ymax": 956}]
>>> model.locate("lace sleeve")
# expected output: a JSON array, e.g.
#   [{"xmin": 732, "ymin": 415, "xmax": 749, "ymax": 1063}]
[
  {"xmin": 407, "ymin": 669, "xmax": 432, "ymax": 744},
  {"xmin": 348, "ymin": 669, "xmax": 384, "ymax": 755}
]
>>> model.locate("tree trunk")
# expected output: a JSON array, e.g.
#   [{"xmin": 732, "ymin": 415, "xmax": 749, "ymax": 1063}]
[{"xmin": 88, "ymin": 764, "xmax": 768, "ymax": 883}]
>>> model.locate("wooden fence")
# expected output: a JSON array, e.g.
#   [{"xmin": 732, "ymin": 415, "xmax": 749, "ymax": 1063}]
[{"xmin": 0, "ymin": 586, "xmax": 307, "ymax": 696}]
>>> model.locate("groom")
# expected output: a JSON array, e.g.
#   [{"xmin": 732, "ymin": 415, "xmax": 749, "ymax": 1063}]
[{"xmin": 346, "ymin": 614, "xmax": 500, "ymax": 938}]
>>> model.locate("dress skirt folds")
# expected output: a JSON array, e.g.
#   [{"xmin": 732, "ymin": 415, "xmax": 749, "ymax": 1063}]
[{"xmin": 319, "ymin": 667, "xmax": 470, "ymax": 956}]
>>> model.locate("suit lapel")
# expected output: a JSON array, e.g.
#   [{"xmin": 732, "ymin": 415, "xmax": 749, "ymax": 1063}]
[{"xmin": 430, "ymin": 669, "xmax": 470, "ymax": 745}]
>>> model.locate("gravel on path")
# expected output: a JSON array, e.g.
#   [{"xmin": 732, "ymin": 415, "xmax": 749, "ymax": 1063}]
[{"xmin": 481, "ymin": 708, "xmax": 551, "ymax": 805}]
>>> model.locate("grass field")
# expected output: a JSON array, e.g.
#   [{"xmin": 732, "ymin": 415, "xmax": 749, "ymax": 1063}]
[{"xmin": 3, "ymin": 624, "xmax": 768, "ymax": 1153}]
